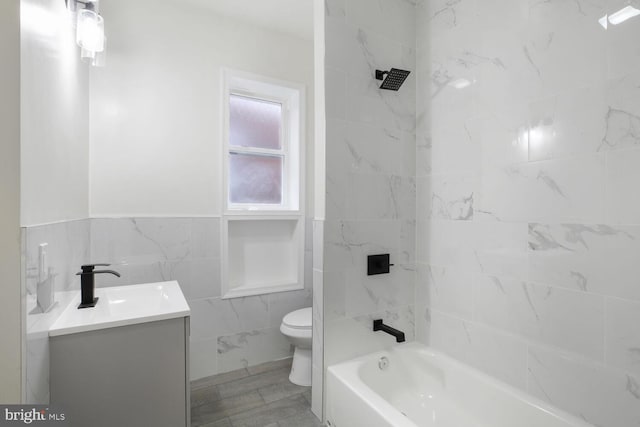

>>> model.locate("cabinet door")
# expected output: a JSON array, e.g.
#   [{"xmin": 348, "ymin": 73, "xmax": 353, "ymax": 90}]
[{"xmin": 51, "ymin": 317, "xmax": 188, "ymax": 427}]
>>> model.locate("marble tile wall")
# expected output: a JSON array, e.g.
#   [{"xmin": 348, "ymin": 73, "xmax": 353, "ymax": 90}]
[
  {"xmin": 323, "ymin": 0, "xmax": 417, "ymax": 368},
  {"xmin": 415, "ymin": 0, "xmax": 640, "ymax": 426},
  {"xmin": 311, "ymin": 220, "xmax": 324, "ymax": 418},
  {"xmin": 24, "ymin": 217, "xmax": 313, "ymax": 403},
  {"xmin": 24, "ymin": 219, "xmax": 91, "ymax": 404},
  {"xmin": 90, "ymin": 218, "xmax": 313, "ymax": 379}
]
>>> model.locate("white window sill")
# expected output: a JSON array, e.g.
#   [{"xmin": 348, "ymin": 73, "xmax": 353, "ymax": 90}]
[{"xmin": 222, "ymin": 281, "xmax": 303, "ymax": 299}]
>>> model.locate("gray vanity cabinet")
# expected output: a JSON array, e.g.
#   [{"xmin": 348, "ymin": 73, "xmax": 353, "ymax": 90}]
[{"xmin": 50, "ymin": 317, "xmax": 190, "ymax": 427}]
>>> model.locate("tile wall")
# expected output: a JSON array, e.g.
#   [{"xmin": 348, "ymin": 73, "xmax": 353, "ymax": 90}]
[
  {"xmin": 323, "ymin": 0, "xmax": 417, "ymax": 368},
  {"xmin": 24, "ymin": 219, "xmax": 91, "ymax": 404},
  {"xmin": 311, "ymin": 220, "xmax": 324, "ymax": 418},
  {"xmin": 414, "ymin": 0, "xmax": 640, "ymax": 425},
  {"xmin": 90, "ymin": 218, "xmax": 313, "ymax": 377},
  {"xmin": 24, "ymin": 217, "xmax": 313, "ymax": 403}
]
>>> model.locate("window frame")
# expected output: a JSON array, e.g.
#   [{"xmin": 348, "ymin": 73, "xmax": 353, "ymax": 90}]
[
  {"xmin": 220, "ymin": 69, "xmax": 306, "ymax": 299},
  {"xmin": 221, "ymin": 69, "xmax": 305, "ymax": 215}
]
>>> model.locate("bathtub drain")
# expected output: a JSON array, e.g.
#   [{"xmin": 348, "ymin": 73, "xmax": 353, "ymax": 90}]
[{"xmin": 378, "ymin": 356, "xmax": 389, "ymax": 370}]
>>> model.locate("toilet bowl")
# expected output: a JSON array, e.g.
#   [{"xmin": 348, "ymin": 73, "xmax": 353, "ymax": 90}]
[{"xmin": 280, "ymin": 307, "xmax": 312, "ymax": 387}]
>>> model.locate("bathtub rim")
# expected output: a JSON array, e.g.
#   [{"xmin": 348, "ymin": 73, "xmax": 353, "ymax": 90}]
[
  {"xmin": 327, "ymin": 355, "xmax": 417, "ymax": 427},
  {"xmin": 326, "ymin": 342, "xmax": 594, "ymax": 427}
]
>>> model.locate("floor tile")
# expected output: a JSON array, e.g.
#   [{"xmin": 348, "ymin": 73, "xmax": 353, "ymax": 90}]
[
  {"xmin": 218, "ymin": 367, "xmax": 291, "ymax": 399},
  {"xmin": 191, "ymin": 391, "xmax": 264, "ymax": 425},
  {"xmin": 192, "ymin": 385, "xmax": 222, "ymax": 408},
  {"xmin": 228, "ymin": 394, "xmax": 310, "ymax": 427},
  {"xmin": 198, "ymin": 418, "xmax": 232, "ymax": 427},
  {"xmin": 192, "ymin": 359, "xmax": 322, "ymax": 427},
  {"xmin": 257, "ymin": 381, "xmax": 308, "ymax": 404},
  {"xmin": 277, "ymin": 410, "xmax": 324, "ymax": 427},
  {"xmin": 302, "ymin": 389, "xmax": 312, "ymax": 406}
]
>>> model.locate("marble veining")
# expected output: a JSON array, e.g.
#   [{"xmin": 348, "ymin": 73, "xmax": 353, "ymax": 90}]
[
  {"xmin": 529, "ymin": 223, "xmax": 633, "ymax": 252},
  {"xmin": 627, "ymin": 376, "xmax": 640, "ymax": 400},
  {"xmin": 25, "ymin": 217, "xmax": 313, "ymax": 405},
  {"xmin": 431, "ymin": 192, "xmax": 474, "ymax": 220},
  {"xmin": 536, "ymin": 170, "xmax": 567, "ymax": 199},
  {"xmin": 218, "ymin": 331, "xmax": 265, "ymax": 355},
  {"xmin": 408, "ymin": 0, "xmax": 640, "ymax": 424},
  {"xmin": 601, "ymin": 107, "xmax": 640, "ymax": 150},
  {"xmin": 323, "ymin": 0, "xmax": 417, "ymax": 380}
]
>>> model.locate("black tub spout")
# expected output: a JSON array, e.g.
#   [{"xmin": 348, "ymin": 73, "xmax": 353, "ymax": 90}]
[{"xmin": 373, "ymin": 319, "xmax": 405, "ymax": 343}]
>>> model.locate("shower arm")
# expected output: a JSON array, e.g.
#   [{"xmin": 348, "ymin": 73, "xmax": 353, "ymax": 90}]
[{"xmin": 375, "ymin": 70, "xmax": 389, "ymax": 81}]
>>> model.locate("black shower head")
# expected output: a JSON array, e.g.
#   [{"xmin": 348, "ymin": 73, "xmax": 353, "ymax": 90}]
[{"xmin": 375, "ymin": 68, "xmax": 411, "ymax": 91}]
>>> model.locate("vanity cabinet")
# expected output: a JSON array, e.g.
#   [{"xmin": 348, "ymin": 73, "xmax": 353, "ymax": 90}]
[{"xmin": 50, "ymin": 316, "xmax": 190, "ymax": 427}]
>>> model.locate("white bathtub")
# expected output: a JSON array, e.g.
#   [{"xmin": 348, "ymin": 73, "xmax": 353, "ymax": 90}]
[{"xmin": 326, "ymin": 343, "xmax": 593, "ymax": 427}]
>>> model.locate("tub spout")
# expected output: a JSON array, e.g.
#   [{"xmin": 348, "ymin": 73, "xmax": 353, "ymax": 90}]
[{"xmin": 373, "ymin": 319, "xmax": 405, "ymax": 343}]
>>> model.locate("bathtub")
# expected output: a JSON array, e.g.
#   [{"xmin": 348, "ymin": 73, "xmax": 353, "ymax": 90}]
[{"xmin": 326, "ymin": 342, "xmax": 593, "ymax": 427}]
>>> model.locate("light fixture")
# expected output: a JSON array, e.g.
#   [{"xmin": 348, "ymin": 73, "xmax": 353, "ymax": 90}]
[
  {"xmin": 448, "ymin": 78, "xmax": 472, "ymax": 89},
  {"xmin": 76, "ymin": 9, "xmax": 104, "ymax": 52},
  {"xmin": 608, "ymin": 5, "xmax": 640, "ymax": 25},
  {"xmin": 66, "ymin": 0, "xmax": 106, "ymax": 66}
]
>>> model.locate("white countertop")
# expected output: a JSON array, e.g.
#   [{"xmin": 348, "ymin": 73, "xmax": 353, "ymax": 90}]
[{"xmin": 48, "ymin": 281, "xmax": 191, "ymax": 337}]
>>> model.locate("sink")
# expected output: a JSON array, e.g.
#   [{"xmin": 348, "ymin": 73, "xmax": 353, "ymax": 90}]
[{"xmin": 49, "ymin": 281, "xmax": 190, "ymax": 337}]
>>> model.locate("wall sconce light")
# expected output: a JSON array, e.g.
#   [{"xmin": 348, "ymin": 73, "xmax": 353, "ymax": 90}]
[
  {"xmin": 76, "ymin": 9, "xmax": 104, "ymax": 52},
  {"xmin": 66, "ymin": 0, "xmax": 106, "ymax": 66}
]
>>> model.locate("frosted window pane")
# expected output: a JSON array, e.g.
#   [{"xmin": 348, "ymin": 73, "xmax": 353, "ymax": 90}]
[
  {"xmin": 229, "ymin": 153, "xmax": 283, "ymax": 204},
  {"xmin": 230, "ymin": 95, "xmax": 282, "ymax": 150}
]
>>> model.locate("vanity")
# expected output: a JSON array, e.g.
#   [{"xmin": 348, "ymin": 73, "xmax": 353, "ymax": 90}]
[{"xmin": 48, "ymin": 281, "xmax": 191, "ymax": 427}]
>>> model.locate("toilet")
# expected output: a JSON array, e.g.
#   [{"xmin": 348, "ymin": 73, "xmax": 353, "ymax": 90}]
[{"xmin": 280, "ymin": 307, "xmax": 312, "ymax": 386}]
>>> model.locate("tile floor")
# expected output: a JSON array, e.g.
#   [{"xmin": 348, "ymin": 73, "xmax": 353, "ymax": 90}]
[{"xmin": 190, "ymin": 358, "xmax": 323, "ymax": 427}]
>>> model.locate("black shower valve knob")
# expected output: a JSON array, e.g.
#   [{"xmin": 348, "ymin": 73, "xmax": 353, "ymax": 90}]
[{"xmin": 367, "ymin": 254, "xmax": 394, "ymax": 276}]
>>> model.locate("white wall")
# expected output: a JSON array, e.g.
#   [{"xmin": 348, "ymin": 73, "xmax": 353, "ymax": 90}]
[
  {"xmin": 90, "ymin": 0, "xmax": 315, "ymax": 217},
  {"xmin": 0, "ymin": 0, "xmax": 23, "ymax": 403},
  {"xmin": 20, "ymin": 0, "xmax": 90, "ymax": 226},
  {"xmin": 313, "ymin": 0, "xmax": 326, "ymax": 222},
  {"xmin": 20, "ymin": 0, "xmax": 91, "ymax": 404}
]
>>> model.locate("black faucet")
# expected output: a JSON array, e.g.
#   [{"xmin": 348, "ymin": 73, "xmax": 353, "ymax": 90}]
[
  {"xmin": 373, "ymin": 319, "xmax": 405, "ymax": 343},
  {"xmin": 76, "ymin": 264, "xmax": 121, "ymax": 309}
]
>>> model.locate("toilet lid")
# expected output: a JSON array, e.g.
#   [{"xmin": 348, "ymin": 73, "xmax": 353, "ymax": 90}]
[{"xmin": 282, "ymin": 307, "xmax": 312, "ymax": 329}]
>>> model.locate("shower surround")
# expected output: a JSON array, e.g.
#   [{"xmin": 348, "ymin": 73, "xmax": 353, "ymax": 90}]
[
  {"xmin": 323, "ymin": 0, "xmax": 640, "ymax": 426},
  {"xmin": 323, "ymin": 0, "xmax": 417, "ymax": 369},
  {"xmin": 415, "ymin": 0, "xmax": 640, "ymax": 426}
]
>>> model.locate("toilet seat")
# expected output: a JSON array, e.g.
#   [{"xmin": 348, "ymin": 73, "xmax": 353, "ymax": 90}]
[{"xmin": 282, "ymin": 307, "xmax": 312, "ymax": 330}]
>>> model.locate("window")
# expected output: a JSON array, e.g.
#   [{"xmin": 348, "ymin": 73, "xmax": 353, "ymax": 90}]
[
  {"xmin": 220, "ymin": 69, "xmax": 306, "ymax": 299},
  {"xmin": 222, "ymin": 69, "xmax": 303, "ymax": 212},
  {"xmin": 228, "ymin": 95, "xmax": 284, "ymax": 205}
]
